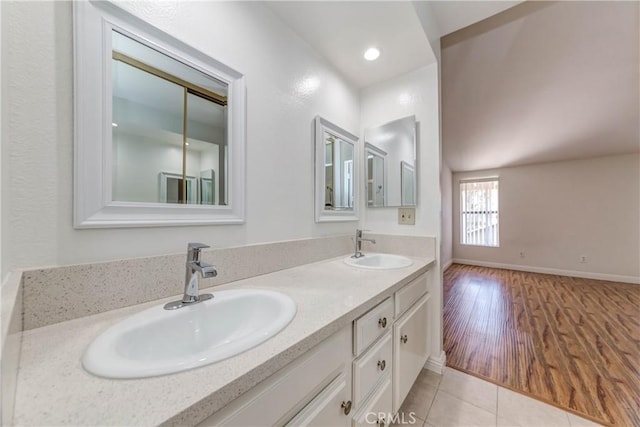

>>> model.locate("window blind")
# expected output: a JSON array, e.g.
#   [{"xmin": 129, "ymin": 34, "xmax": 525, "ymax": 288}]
[{"xmin": 460, "ymin": 179, "xmax": 499, "ymax": 247}]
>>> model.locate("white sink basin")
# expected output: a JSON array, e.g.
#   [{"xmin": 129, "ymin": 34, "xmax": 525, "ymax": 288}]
[
  {"xmin": 82, "ymin": 289, "xmax": 296, "ymax": 379},
  {"xmin": 344, "ymin": 253, "xmax": 413, "ymax": 270}
]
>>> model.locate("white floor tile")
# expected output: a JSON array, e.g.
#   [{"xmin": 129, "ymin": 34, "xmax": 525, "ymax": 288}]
[
  {"xmin": 438, "ymin": 368, "xmax": 498, "ymax": 414},
  {"xmin": 567, "ymin": 413, "xmax": 604, "ymax": 427},
  {"xmin": 497, "ymin": 387, "xmax": 570, "ymax": 427},
  {"xmin": 397, "ymin": 379, "xmax": 438, "ymax": 422},
  {"xmin": 426, "ymin": 390, "xmax": 497, "ymax": 427}
]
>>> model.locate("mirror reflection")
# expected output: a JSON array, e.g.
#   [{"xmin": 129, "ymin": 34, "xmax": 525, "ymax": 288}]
[
  {"xmin": 401, "ymin": 161, "xmax": 416, "ymax": 205},
  {"xmin": 364, "ymin": 116, "xmax": 417, "ymax": 207},
  {"xmin": 324, "ymin": 132, "xmax": 354, "ymax": 210},
  {"xmin": 366, "ymin": 143, "xmax": 386, "ymax": 207},
  {"xmin": 111, "ymin": 30, "xmax": 228, "ymax": 205}
]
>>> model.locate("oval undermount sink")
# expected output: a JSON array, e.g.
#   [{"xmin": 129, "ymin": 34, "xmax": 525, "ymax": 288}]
[
  {"xmin": 344, "ymin": 253, "xmax": 413, "ymax": 270},
  {"xmin": 82, "ymin": 289, "xmax": 296, "ymax": 379}
]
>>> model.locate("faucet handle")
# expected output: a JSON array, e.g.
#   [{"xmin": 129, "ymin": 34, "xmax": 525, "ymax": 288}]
[
  {"xmin": 187, "ymin": 243, "xmax": 210, "ymax": 261},
  {"xmin": 188, "ymin": 242, "xmax": 210, "ymax": 251}
]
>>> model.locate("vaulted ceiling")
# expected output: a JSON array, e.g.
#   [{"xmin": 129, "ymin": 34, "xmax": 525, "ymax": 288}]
[
  {"xmin": 442, "ymin": 1, "xmax": 640, "ymax": 172},
  {"xmin": 266, "ymin": 1, "xmax": 638, "ymax": 171},
  {"xmin": 265, "ymin": 1, "xmax": 522, "ymax": 88}
]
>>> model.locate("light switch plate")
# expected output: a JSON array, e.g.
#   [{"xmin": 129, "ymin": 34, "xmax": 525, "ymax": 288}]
[{"xmin": 398, "ymin": 207, "xmax": 416, "ymax": 225}]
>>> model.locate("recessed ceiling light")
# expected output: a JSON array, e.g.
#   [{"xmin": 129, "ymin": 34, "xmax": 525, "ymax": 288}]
[
  {"xmin": 364, "ymin": 47, "xmax": 381, "ymax": 61},
  {"xmin": 112, "ymin": 122, "xmax": 118, "ymax": 127},
  {"xmin": 185, "ymin": 142, "xmax": 189, "ymax": 146}
]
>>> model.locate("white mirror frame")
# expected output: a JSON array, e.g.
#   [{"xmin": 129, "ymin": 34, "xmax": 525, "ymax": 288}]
[
  {"xmin": 73, "ymin": 1, "xmax": 245, "ymax": 228},
  {"xmin": 314, "ymin": 116, "xmax": 360, "ymax": 222}
]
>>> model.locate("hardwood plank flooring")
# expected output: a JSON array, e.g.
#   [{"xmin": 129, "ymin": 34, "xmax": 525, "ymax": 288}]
[{"xmin": 443, "ymin": 264, "xmax": 640, "ymax": 426}]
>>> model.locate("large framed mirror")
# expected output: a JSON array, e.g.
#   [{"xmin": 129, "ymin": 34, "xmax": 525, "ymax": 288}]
[
  {"xmin": 73, "ymin": 1, "xmax": 245, "ymax": 228},
  {"xmin": 364, "ymin": 115, "xmax": 417, "ymax": 207},
  {"xmin": 314, "ymin": 116, "xmax": 359, "ymax": 222}
]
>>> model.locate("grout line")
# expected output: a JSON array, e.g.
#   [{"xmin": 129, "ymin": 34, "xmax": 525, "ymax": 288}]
[
  {"xmin": 437, "ymin": 389, "xmax": 497, "ymax": 414},
  {"xmin": 424, "ymin": 388, "xmax": 444, "ymax": 424},
  {"xmin": 495, "ymin": 385, "xmax": 499, "ymax": 427},
  {"xmin": 440, "ymin": 370, "xmax": 500, "ymax": 415},
  {"xmin": 423, "ymin": 389, "xmax": 438, "ymax": 423}
]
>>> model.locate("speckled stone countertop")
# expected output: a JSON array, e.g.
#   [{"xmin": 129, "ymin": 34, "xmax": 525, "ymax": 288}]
[{"xmin": 13, "ymin": 254, "xmax": 435, "ymax": 426}]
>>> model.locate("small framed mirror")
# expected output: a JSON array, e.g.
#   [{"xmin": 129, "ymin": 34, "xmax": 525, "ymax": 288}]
[
  {"xmin": 314, "ymin": 116, "xmax": 359, "ymax": 222},
  {"xmin": 364, "ymin": 115, "xmax": 417, "ymax": 207},
  {"xmin": 74, "ymin": 1, "xmax": 245, "ymax": 228}
]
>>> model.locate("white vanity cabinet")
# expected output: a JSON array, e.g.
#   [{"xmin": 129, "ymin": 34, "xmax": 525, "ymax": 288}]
[
  {"xmin": 285, "ymin": 371, "xmax": 351, "ymax": 426},
  {"xmin": 198, "ymin": 269, "xmax": 431, "ymax": 427},
  {"xmin": 198, "ymin": 327, "xmax": 353, "ymax": 426},
  {"xmin": 352, "ymin": 333, "xmax": 392, "ymax": 406},
  {"xmin": 351, "ymin": 271, "xmax": 431, "ymax": 425},
  {"xmin": 393, "ymin": 293, "xmax": 430, "ymax": 412},
  {"xmin": 353, "ymin": 297, "xmax": 393, "ymax": 356},
  {"xmin": 352, "ymin": 375, "xmax": 393, "ymax": 427}
]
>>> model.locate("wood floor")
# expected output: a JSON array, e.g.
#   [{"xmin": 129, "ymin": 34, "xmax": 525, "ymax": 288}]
[{"xmin": 443, "ymin": 264, "xmax": 640, "ymax": 427}]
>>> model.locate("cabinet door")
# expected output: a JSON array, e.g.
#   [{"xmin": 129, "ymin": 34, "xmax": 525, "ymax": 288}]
[
  {"xmin": 393, "ymin": 294, "xmax": 430, "ymax": 413},
  {"xmin": 286, "ymin": 371, "xmax": 352, "ymax": 427}
]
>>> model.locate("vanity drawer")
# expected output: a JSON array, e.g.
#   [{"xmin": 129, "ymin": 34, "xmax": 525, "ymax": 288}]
[
  {"xmin": 285, "ymin": 371, "xmax": 351, "ymax": 427},
  {"xmin": 353, "ymin": 298, "xmax": 393, "ymax": 356},
  {"xmin": 352, "ymin": 375, "xmax": 392, "ymax": 427},
  {"xmin": 353, "ymin": 332, "xmax": 392, "ymax": 406},
  {"xmin": 395, "ymin": 273, "xmax": 428, "ymax": 318},
  {"xmin": 199, "ymin": 326, "xmax": 351, "ymax": 426}
]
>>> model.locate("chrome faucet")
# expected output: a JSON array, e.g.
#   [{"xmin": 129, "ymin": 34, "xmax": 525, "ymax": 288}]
[
  {"xmin": 352, "ymin": 229, "xmax": 376, "ymax": 258},
  {"xmin": 164, "ymin": 243, "xmax": 217, "ymax": 310}
]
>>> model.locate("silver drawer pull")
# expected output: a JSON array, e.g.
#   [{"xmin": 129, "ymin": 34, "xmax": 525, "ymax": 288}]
[
  {"xmin": 341, "ymin": 400, "xmax": 352, "ymax": 415},
  {"xmin": 377, "ymin": 360, "xmax": 386, "ymax": 371},
  {"xmin": 400, "ymin": 334, "xmax": 408, "ymax": 344},
  {"xmin": 378, "ymin": 317, "xmax": 387, "ymax": 328}
]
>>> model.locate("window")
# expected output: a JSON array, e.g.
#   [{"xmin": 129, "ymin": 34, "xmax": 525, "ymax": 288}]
[{"xmin": 460, "ymin": 179, "xmax": 499, "ymax": 247}]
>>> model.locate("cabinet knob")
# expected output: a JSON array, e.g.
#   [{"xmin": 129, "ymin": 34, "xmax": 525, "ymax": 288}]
[
  {"xmin": 378, "ymin": 317, "xmax": 387, "ymax": 328},
  {"xmin": 401, "ymin": 334, "xmax": 408, "ymax": 344},
  {"xmin": 377, "ymin": 360, "xmax": 386, "ymax": 371},
  {"xmin": 341, "ymin": 400, "xmax": 352, "ymax": 415}
]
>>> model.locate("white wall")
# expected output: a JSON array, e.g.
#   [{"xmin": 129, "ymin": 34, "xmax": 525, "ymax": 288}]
[
  {"xmin": 1, "ymin": 1, "xmax": 361, "ymax": 270},
  {"xmin": 112, "ymin": 132, "xmax": 206, "ymax": 203},
  {"xmin": 453, "ymin": 154, "xmax": 640, "ymax": 281},
  {"xmin": 441, "ymin": 1, "xmax": 639, "ymax": 172},
  {"xmin": 360, "ymin": 64, "xmax": 443, "ymax": 360},
  {"xmin": 360, "ymin": 66, "xmax": 441, "ymax": 238},
  {"xmin": 0, "ymin": 0, "xmax": 3, "ymax": 283},
  {"xmin": 440, "ymin": 162, "xmax": 453, "ymax": 269}
]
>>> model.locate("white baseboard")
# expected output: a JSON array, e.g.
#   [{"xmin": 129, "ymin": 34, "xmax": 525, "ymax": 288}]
[
  {"xmin": 452, "ymin": 258, "xmax": 640, "ymax": 284},
  {"xmin": 441, "ymin": 259, "xmax": 453, "ymax": 272},
  {"xmin": 424, "ymin": 350, "xmax": 446, "ymax": 374}
]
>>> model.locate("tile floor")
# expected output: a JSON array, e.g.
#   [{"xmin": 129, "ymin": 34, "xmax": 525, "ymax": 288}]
[{"xmin": 394, "ymin": 368, "xmax": 603, "ymax": 427}]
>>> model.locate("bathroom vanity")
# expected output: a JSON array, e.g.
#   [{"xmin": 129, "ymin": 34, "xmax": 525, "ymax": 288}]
[
  {"xmin": 11, "ymin": 251, "xmax": 436, "ymax": 426},
  {"xmin": 200, "ymin": 270, "xmax": 431, "ymax": 426}
]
